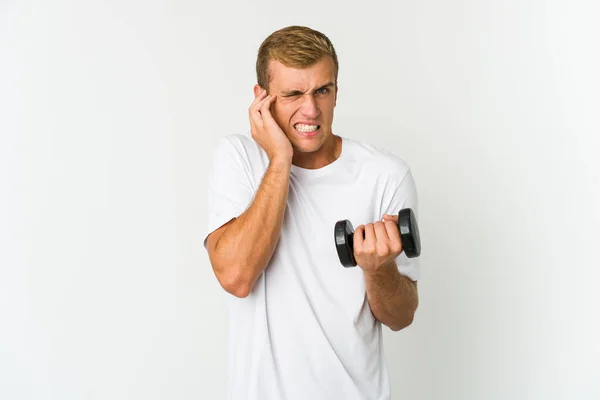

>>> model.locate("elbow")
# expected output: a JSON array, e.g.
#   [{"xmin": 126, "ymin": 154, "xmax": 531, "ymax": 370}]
[
  {"xmin": 215, "ymin": 268, "xmax": 253, "ymax": 298},
  {"xmin": 390, "ymin": 286, "xmax": 419, "ymax": 331},
  {"xmin": 224, "ymin": 280, "xmax": 252, "ymax": 298},
  {"xmin": 389, "ymin": 311, "xmax": 415, "ymax": 332},
  {"xmin": 209, "ymin": 249, "xmax": 253, "ymax": 298},
  {"xmin": 390, "ymin": 298, "xmax": 418, "ymax": 331}
]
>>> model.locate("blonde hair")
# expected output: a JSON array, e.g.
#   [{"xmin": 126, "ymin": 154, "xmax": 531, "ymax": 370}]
[{"xmin": 256, "ymin": 25, "xmax": 339, "ymax": 90}]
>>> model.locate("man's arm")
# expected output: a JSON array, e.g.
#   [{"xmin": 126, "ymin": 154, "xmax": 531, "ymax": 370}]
[
  {"xmin": 206, "ymin": 88, "xmax": 293, "ymax": 298},
  {"xmin": 206, "ymin": 157, "xmax": 291, "ymax": 298},
  {"xmin": 352, "ymin": 213, "xmax": 419, "ymax": 331},
  {"xmin": 364, "ymin": 260, "xmax": 419, "ymax": 331}
]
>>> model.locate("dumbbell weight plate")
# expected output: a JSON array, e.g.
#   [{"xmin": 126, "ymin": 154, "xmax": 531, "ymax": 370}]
[
  {"xmin": 334, "ymin": 220, "xmax": 357, "ymax": 267},
  {"xmin": 398, "ymin": 208, "xmax": 421, "ymax": 258}
]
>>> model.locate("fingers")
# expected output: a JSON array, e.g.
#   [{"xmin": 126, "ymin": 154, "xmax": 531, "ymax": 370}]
[
  {"xmin": 373, "ymin": 222, "xmax": 393, "ymax": 255},
  {"xmin": 249, "ymin": 91, "xmax": 268, "ymax": 121},
  {"xmin": 354, "ymin": 220, "xmax": 402, "ymax": 257},
  {"xmin": 249, "ymin": 89, "xmax": 277, "ymax": 127},
  {"xmin": 366, "ymin": 224, "xmax": 376, "ymax": 249},
  {"xmin": 373, "ymin": 220, "xmax": 387, "ymax": 238},
  {"xmin": 250, "ymin": 88, "xmax": 268, "ymax": 109},
  {"xmin": 382, "ymin": 213, "xmax": 398, "ymax": 223},
  {"xmin": 384, "ymin": 219, "xmax": 402, "ymax": 253},
  {"xmin": 259, "ymin": 94, "xmax": 277, "ymax": 122},
  {"xmin": 354, "ymin": 224, "xmax": 365, "ymax": 251},
  {"xmin": 249, "ymin": 89, "xmax": 267, "ymax": 122},
  {"xmin": 249, "ymin": 88, "xmax": 275, "ymax": 115},
  {"xmin": 355, "ymin": 223, "xmax": 376, "ymax": 254}
]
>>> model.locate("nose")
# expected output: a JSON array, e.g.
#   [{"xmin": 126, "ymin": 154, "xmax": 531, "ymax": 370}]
[{"xmin": 300, "ymin": 95, "xmax": 320, "ymax": 119}]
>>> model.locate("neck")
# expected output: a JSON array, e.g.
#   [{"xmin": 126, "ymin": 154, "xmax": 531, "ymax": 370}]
[{"xmin": 292, "ymin": 134, "xmax": 341, "ymax": 170}]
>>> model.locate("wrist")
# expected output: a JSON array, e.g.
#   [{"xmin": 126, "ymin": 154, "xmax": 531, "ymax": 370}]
[
  {"xmin": 270, "ymin": 156, "xmax": 292, "ymax": 169},
  {"xmin": 364, "ymin": 259, "xmax": 396, "ymax": 277}
]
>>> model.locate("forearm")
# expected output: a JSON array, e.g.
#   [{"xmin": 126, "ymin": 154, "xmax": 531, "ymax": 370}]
[
  {"xmin": 364, "ymin": 260, "xmax": 419, "ymax": 331},
  {"xmin": 213, "ymin": 158, "xmax": 291, "ymax": 296}
]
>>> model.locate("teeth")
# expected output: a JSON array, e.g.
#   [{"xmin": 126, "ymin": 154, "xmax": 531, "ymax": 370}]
[{"xmin": 294, "ymin": 123, "xmax": 319, "ymax": 133}]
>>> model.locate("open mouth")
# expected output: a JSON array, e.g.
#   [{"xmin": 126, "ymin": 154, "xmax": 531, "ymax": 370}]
[{"xmin": 294, "ymin": 123, "xmax": 320, "ymax": 135}]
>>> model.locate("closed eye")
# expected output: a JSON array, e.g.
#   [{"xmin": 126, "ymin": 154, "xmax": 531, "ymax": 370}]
[
  {"xmin": 282, "ymin": 91, "xmax": 302, "ymax": 97},
  {"xmin": 281, "ymin": 83, "xmax": 334, "ymax": 98}
]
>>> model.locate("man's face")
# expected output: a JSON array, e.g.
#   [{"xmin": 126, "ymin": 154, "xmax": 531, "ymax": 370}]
[{"xmin": 262, "ymin": 57, "xmax": 338, "ymax": 154}]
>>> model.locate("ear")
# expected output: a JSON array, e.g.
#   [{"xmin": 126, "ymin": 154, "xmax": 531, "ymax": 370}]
[
  {"xmin": 254, "ymin": 84, "xmax": 261, "ymax": 97},
  {"xmin": 254, "ymin": 84, "xmax": 267, "ymax": 98}
]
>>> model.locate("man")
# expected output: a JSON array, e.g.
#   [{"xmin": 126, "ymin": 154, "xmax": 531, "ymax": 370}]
[{"xmin": 203, "ymin": 25, "xmax": 420, "ymax": 400}]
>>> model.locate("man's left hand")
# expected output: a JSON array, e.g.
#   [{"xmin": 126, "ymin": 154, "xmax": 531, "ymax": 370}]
[{"xmin": 353, "ymin": 214, "xmax": 403, "ymax": 274}]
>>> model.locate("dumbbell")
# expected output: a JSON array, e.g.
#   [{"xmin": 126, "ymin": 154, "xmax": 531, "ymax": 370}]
[{"xmin": 334, "ymin": 208, "xmax": 421, "ymax": 267}]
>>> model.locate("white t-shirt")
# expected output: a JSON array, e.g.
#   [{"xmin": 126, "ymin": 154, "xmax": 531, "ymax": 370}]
[{"xmin": 203, "ymin": 133, "xmax": 420, "ymax": 400}]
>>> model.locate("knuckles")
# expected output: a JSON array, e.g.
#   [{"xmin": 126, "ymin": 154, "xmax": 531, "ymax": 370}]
[
  {"xmin": 390, "ymin": 242, "xmax": 402, "ymax": 253},
  {"xmin": 376, "ymin": 244, "xmax": 389, "ymax": 257}
]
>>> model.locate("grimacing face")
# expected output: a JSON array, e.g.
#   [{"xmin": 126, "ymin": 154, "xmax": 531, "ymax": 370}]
[{"xmin": 255, "ymin": 56, "xmax": 338, "ymax": 157}]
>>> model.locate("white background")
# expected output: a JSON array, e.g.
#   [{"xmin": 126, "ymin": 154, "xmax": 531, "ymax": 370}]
[{"xmin": 1, "ymin": 0, "xmax": 599, "ymax": 399}]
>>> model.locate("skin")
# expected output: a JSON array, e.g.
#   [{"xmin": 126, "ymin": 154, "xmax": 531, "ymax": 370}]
[
  {"xmin": 253, "ymin": 56, "xmax": 418, "ymax": 330},
  {"xmin": 253, "ymin": 57, "xmax": 342, "ymax": 169},
  {"xmin": 356, "ymin": 214, "xmax": 419, "ymax": 331},
  {"xmin": 209, "ymin": 55, "xmax": 418, "ymax": 330}
]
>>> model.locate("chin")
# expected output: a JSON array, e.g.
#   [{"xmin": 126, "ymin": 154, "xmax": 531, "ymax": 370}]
[
  {"xmin": 286, "ymin": 132, "xmax": 315, "ymax": 146},
  {"xmin": 291, "ymin": 143, "xmax": 317, "ymax": 153}
]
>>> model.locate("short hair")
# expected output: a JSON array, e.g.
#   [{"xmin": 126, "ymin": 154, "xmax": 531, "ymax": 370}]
[{"xmin": 256, "ymin": 25, "xmax": 339, "ymax": 90}]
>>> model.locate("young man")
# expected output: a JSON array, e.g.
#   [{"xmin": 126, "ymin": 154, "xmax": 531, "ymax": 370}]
[{"xmin": 203, "ymin": 25, "xmax": 420, "ymax": 400}]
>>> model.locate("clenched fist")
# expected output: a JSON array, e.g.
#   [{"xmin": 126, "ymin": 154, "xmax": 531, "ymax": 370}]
[{"xmin": 353, "ymin": 214, "xmax": 403, "ymax": 273}]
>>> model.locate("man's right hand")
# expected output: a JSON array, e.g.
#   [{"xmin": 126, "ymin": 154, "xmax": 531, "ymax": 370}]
[{"xmin": 249, "ymin": 88, "xmax": 293, "ymax": 162}]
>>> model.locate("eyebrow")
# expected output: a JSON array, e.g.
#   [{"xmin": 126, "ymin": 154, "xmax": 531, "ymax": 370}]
[{"xmin": 280, "ymin": 82, "xmax": 335, "ymax": 96}]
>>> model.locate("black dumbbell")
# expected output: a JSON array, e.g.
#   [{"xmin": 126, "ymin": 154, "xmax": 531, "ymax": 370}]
[{"xmin": 334, "ymin": 208, "xmax": 421, "ymax": 267}]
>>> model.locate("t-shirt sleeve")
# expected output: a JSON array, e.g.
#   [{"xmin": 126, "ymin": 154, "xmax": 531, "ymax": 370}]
[
  {"xmin": 382, "ymin": 168, "xmax": 421, "ymax": 281},
  {"xmin": 203, "ymin": 136, "xmax": 256, "ymax": 249}
]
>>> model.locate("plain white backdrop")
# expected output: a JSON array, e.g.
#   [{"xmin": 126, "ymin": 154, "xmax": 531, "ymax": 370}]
[{"xmin": 1, "ymin": 0, "xmax": 599, "ymax": 399}]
